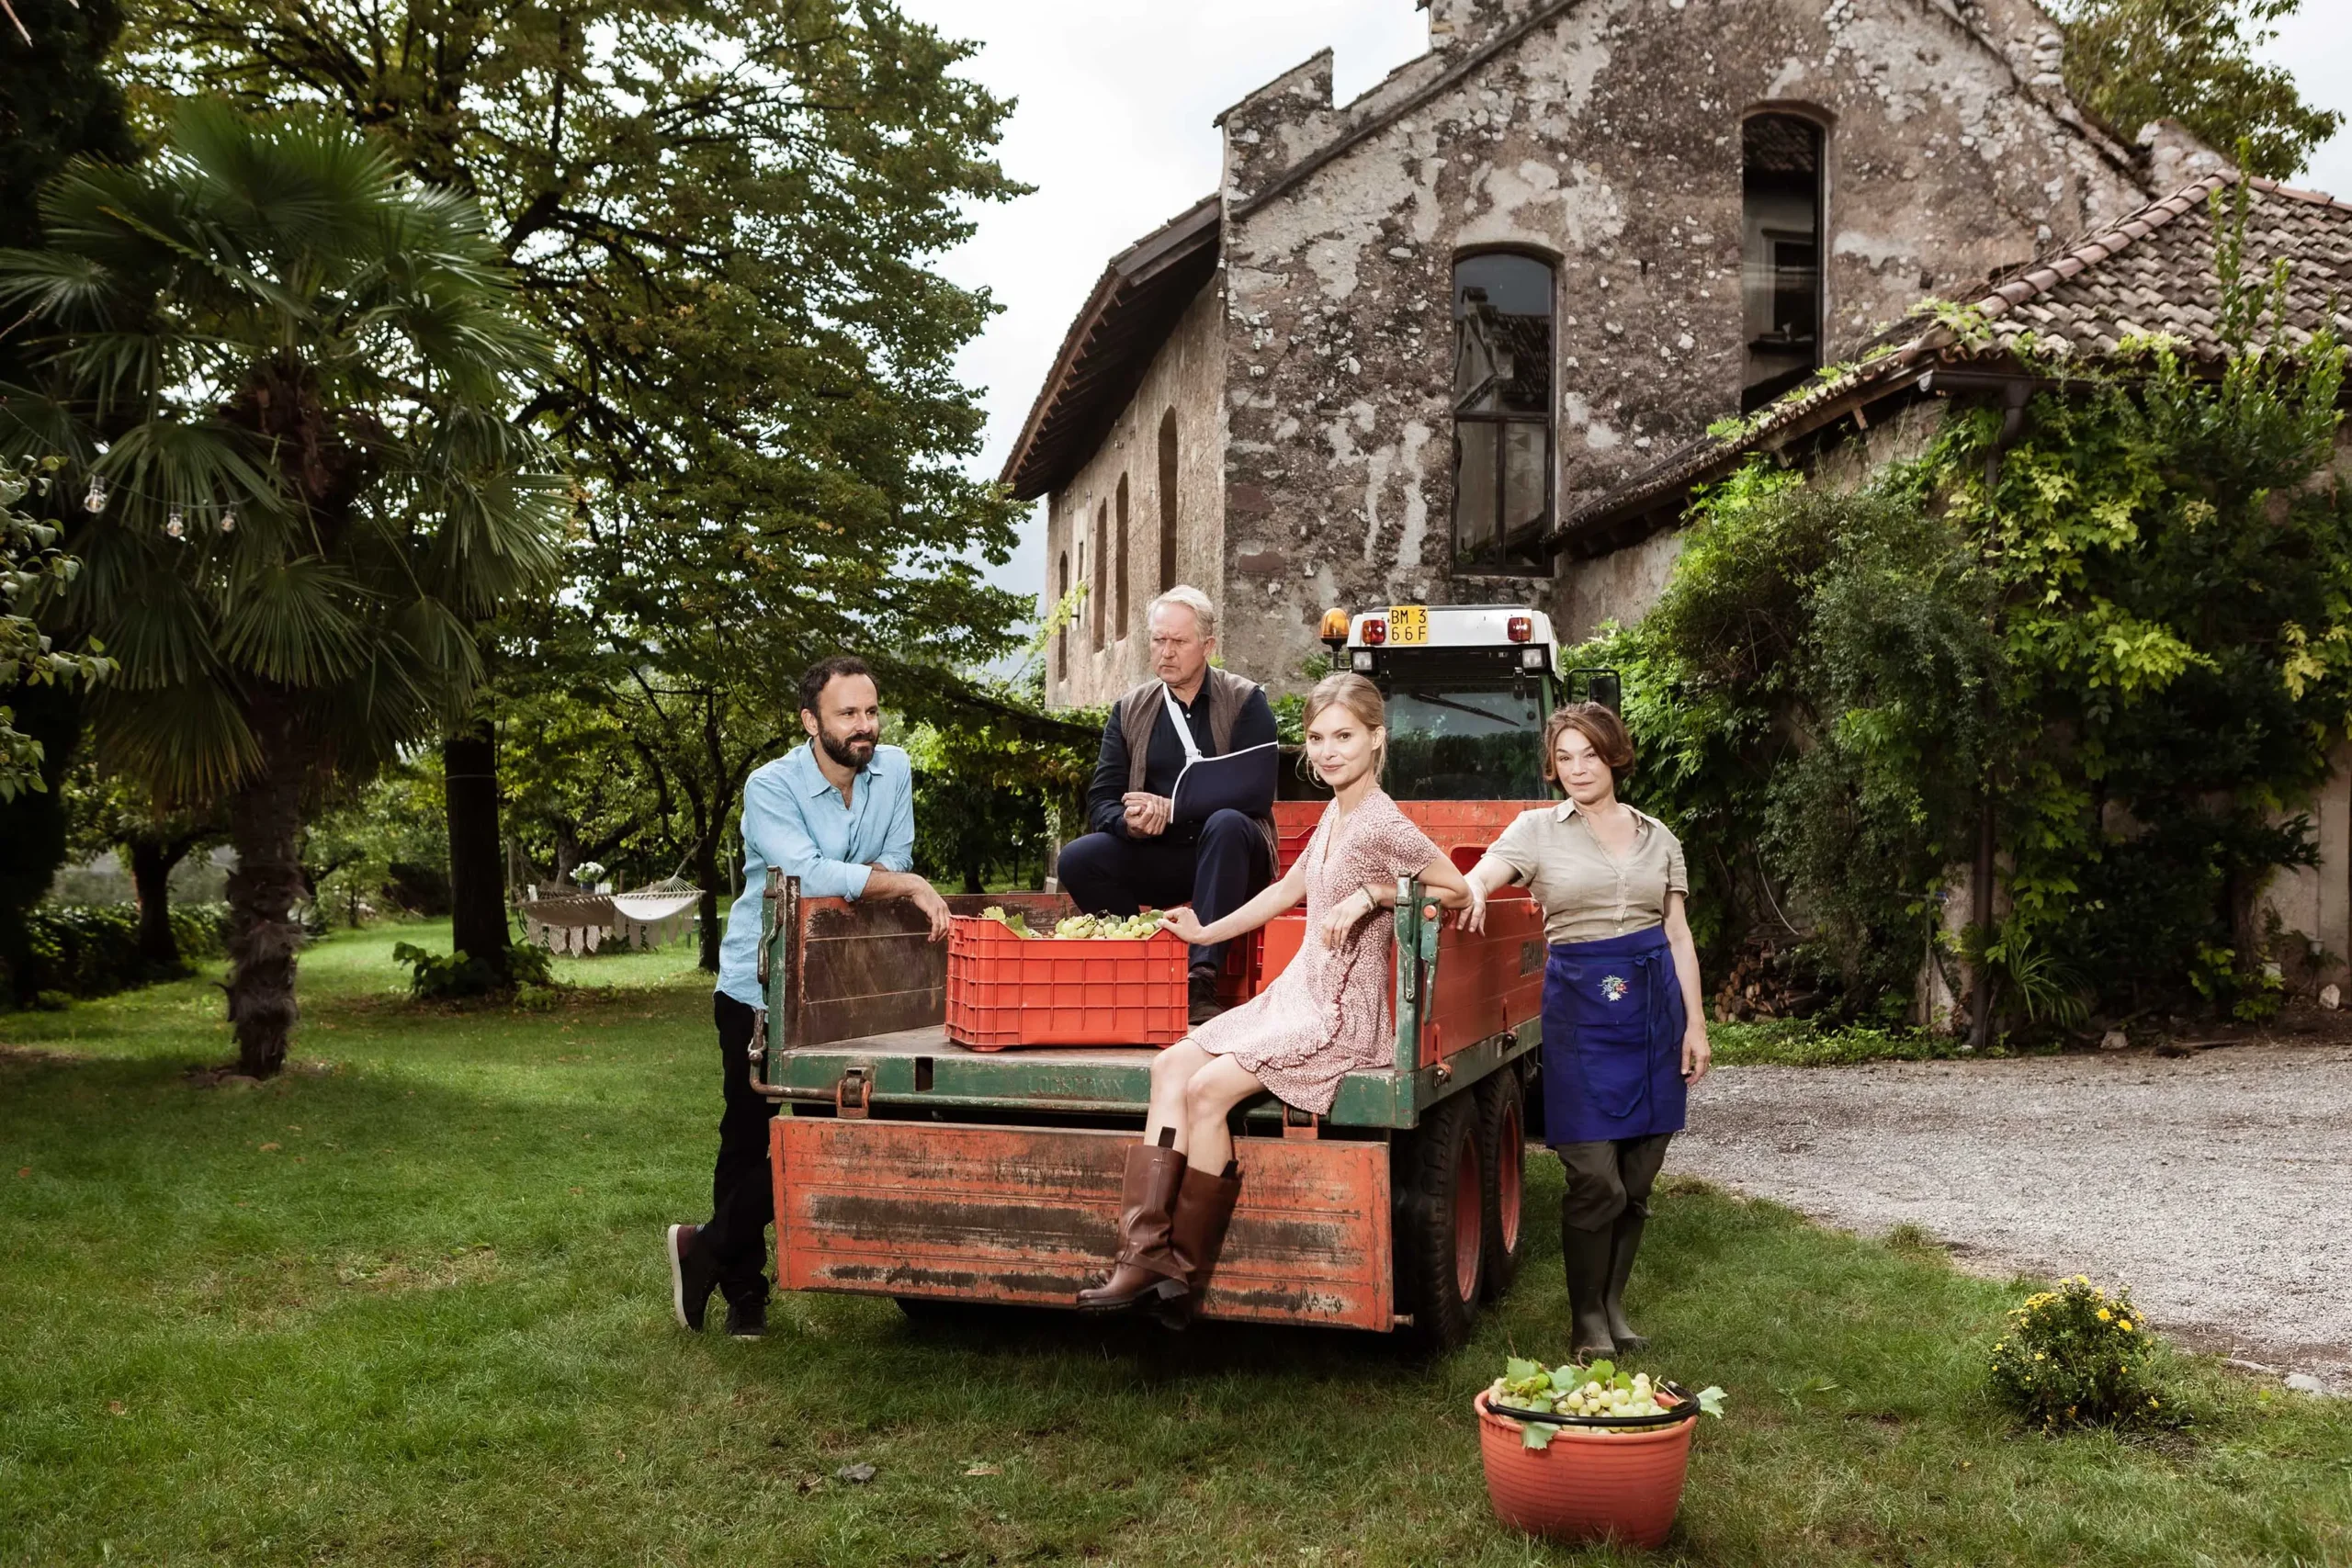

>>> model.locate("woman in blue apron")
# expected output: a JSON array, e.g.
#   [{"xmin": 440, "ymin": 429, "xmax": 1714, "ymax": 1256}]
[{"xmin": 1461, "ymin": 702, "xmax": 1712, "ymax": 1360}]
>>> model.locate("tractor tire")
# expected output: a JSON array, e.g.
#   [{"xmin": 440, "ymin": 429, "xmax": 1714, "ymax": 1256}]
[
  {"xmin": 1393, "ymin": 1093, "xmax": 1484, "ymax": 1352},
  {"xmin": 1474, "ymin": 1064, "xmax": 1529, "ymax": 1302}
]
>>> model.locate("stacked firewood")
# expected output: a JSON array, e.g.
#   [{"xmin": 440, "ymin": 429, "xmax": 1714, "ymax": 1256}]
[{"xmin": 1710, "ymin": 937, "xmax": 1825, "ymax": 1022}]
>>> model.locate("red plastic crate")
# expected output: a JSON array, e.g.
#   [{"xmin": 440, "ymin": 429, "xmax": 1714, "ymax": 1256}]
[{"xmin": 944, "ymin": 916, "xmax": 1190, "ymax": 1050}]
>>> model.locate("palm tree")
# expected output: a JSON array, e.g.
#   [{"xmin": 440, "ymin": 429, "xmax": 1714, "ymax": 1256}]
[{"xmin": 0, "ymin": 103, "xmax": 566, "ymax": 1076}]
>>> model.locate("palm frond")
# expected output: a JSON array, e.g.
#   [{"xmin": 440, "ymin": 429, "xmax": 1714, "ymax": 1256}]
[
  {"xmin": 217, "ymin": 556, "xmax": 374, "ymax": 685},
  {"xmin": 88, "ymin": 677, "xmax": 259, "ymax": 802},
  {"xmin": 0, "ymin": 248, "xmax": 126, "ymax": 332},
  {"xmin": 309, "ymin": 641, "xmax": 441, "ymax": 774}
]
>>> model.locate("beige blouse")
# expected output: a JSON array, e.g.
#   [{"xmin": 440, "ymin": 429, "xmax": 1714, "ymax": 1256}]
[{"xmin": 1484, "ymin": 801, "xmax": 1689, "ymax": 946}]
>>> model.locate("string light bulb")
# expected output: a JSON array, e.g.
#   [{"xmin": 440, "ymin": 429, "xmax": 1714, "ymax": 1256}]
[
  {"xmin": 83, "ymin": 475, "xmax": 108, "ymax": 513},
  {"xmin": 165, "ymin": 507, "xmax": 185, "ymax": 540},
  {"xmin": 220, "ymin": 508, "xmax": 238, "ymax": 534}
]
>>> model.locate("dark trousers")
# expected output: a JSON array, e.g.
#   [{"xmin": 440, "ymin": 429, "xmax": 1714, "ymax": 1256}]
[
  {"xmin": 1057, "ymin": 808, "xmax": 1271, "ymax": 974},
  {"xmin": 702, "ymin": 992, "xmax": 775, "ymax": 1308},
  {"xmin": 1556, "ymin": 1132, "xmax": 1675, "ymax": 1232}
]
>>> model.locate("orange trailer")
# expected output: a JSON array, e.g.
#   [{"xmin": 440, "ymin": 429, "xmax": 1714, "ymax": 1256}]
[{"xmin": 751, "ymin": 604, "xmax": 1581, "ymax": 1347}]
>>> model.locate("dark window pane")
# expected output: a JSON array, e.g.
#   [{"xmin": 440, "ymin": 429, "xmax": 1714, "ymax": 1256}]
[
  {"xmin": 1453, "ymin": 254, "xmax": 1551, "ymax": 416},
  {"xmin": 1743, "ymin": 115, "xmax": 1824, "ymax": 409},
  {"xmin": 1453, "ymin": 423, "xmax": 1498, "ymax": 558},
  {"xmin": 1503, "ymin": 423, "xmax": 1547, "ymax": 540}
]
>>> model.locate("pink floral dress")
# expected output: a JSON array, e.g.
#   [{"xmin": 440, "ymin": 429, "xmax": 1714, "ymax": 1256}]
[{"xmin": 1192, "ymin": 790, "xmax": 1441, "ymax": 1114}]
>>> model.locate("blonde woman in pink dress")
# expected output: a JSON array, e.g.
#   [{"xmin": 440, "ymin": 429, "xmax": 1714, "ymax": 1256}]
[{"xmin": 1078, "ymin": 673, "xmax": 1480, "ymax": 1322}]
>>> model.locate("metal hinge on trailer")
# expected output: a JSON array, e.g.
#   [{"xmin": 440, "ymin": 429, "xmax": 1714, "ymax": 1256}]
[
  {"xmin": 1283, "ymin": 1105, "xmax": 1320, "ymax": 1140},
  {"xmin": 834, "ymin": 1065, "xmax": 873, "ymax": 1118}
]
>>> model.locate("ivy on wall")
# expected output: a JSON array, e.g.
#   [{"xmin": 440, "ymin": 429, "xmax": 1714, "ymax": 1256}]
[{"xmin": 1577, "ymin": 205, "xmax": 2352, "ymax": 1032}]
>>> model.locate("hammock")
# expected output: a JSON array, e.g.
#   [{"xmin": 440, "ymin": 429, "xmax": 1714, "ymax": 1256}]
[{"xmin": 522, "ymin": 875, "xmax": 702, "ymax": 955}]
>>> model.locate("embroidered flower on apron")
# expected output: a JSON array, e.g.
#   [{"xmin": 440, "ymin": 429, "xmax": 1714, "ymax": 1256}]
[{"xmin": 1600, "ymin": 975, "xmax": 1629, "ymax": 1003}]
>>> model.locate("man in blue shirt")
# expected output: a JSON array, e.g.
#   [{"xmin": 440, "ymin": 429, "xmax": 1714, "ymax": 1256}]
[{"xmin": 667, "ymin": 655, "xmax": 949, "ymax": 1338}]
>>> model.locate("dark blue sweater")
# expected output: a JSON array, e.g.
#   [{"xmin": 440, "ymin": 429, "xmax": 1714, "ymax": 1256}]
[{"xmin": 1085, "ymin": 683, "xmax": 1277, "ymax": 840}]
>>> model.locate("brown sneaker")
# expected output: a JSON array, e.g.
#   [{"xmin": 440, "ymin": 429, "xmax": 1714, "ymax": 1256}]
[{"xmin": 1187, "ymin": 970, "xmax": 1225, "ymax": 1026}]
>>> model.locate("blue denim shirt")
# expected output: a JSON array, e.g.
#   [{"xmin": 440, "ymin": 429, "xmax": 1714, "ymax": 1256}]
[{"xmin": 715, "ymin": 742, "xmax": 915, "ymax": 1009}]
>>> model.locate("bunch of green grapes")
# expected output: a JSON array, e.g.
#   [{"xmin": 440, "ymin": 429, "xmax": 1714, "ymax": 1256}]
[
  {"xmin": 978, "ymin": 906, "xmax": 1036, "ymax": 938},
  {"xmin": 1050, "ymin": 910, "xmax": 1169, "ymax": 940},
  {"xmin": 1487, "ymin": 1358, "xmax": 1724, "ymax": 1449}
]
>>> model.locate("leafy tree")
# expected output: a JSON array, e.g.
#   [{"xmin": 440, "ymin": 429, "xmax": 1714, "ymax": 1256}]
[
  {"xmin": 2055, "ymin": 0, "xmax": 2343, "ymax": 177},
  {"xmin": 300, "ymin": 754, "xmax": 452, "ymax": 928},
  {"xmin": 0, "ymin": 0, "xmax": 135, "ymax": 1006},
  {"xmin": 2, "ymin": 468, "xmax": 114, "ymax": 1007},
  {"xmin": 58, "ymin": 761, "xmax": 223, "ymax": 970},
  {"xmin": 122, "ymin": 0, "xmax": 1034, "ymax": 976},
  {"xmin": 0, "ymin": 104, "xmax": 566, "ymax": 1074}
]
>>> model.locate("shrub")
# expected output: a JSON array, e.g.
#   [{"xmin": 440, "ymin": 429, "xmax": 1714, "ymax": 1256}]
[
  {"xmin": 392, "ymin": 941, "xmax": 553, "ymax": 1000},
  {"xmin": 2, "ymin": 902, "xmax": 229, "ymax": 1003},
  {"xmin": 1988, "ymin": 1275, "xmax": 2166, "ymax": 1432}
]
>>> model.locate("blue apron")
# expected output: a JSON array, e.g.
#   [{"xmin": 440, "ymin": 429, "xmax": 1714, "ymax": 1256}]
[{"xmin": 1539, "ymin": 924, "xmax": 1688, "ymax": 1145}]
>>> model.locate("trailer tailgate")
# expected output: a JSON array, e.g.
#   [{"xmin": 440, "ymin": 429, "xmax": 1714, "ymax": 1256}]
[{"xmin": 774, "ymin": 1117, "xmax": 1393, "ymax": 1330}]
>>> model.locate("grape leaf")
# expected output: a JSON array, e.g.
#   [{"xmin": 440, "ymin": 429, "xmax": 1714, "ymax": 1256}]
[
  {"xmin": 1696, "ymin": 1385, "xmax": 1727, "ymax": 1418},
  {"xmin": 1521, "ymin": 1421, "xmax": 1556, "ymax": 1450},
  {"xmin": 1505, "ymin": 1357, "xmax": 1541, "ymax": 1383},
  {"xmin": 1586, "ymin": 1359, "xmax": 1616, "ymax": 1382}
]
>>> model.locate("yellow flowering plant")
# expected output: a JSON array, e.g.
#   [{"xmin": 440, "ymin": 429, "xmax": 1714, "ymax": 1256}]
[{"xmin": 1987, "ymin": 1276, "xmax": 2165, "ymax": 1432}]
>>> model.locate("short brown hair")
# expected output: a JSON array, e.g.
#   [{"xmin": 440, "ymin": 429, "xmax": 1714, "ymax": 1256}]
[
  {"xmin": 798, "ymin": 655, "xmax": 874, "ymax": 716},
  {"xmin": 1541, "ymin": 701, "xmax": 1634, "ymax": 787}
]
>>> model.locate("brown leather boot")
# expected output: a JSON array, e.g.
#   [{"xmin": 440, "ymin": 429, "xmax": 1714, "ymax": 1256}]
[
  {"xmin": 1076, "ymin": 1133, "xmax": 1189, "ymax": 1312},
  {"xmin": 1151, "ymin": 1160, "xmax": 1242, "ymax": 1330}
]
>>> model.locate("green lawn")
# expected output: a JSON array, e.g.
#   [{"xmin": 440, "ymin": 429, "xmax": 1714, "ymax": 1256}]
[{"xmin": 3, "ymin": 923, "xmax": 2346, "ymax": 1566}]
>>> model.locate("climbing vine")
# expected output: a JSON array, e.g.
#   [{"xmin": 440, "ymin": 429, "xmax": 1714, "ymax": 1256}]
[{"xmin": 1579, "ymin": 192, "xmax": 2352, "ymax": 1030}]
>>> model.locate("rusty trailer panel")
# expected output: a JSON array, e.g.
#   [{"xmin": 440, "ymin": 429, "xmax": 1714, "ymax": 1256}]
[
  {"xmin": 758, "ymin": 879, "xmax": 1540, "ymax": 1129},
  {"xmin": 774, "ymin": 1117, "xmax": 1393, "ymax": 1329}
]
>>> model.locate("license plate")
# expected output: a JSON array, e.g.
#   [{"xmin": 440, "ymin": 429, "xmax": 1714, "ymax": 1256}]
[{"xmin": 1389, "ymin": 604, "xmax": 1428, "ymax": 644}]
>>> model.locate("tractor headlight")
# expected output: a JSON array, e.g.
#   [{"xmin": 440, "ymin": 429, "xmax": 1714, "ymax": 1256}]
[{"xmin": 1351, "ymin": 649, "xmax": 1375, "ymax": 672}]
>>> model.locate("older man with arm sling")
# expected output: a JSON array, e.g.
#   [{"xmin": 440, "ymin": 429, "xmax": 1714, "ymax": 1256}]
[{"xmin": 1057, "ymin": 586, "xmax": 1278, "ymax": 1024}]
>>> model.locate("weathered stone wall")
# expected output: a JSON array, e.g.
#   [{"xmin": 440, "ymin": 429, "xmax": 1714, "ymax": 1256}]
[
  {"xmin": 1044, "ymin": 277, "xmax": 1227, "ymax": 708},
  {"xmin": 1557, "ymin": 395, "xmax": 1944, "ymax": 644},
  {"xmin": 1204, "ymin": 0, "xmax": 2148, "ymax": 691}
]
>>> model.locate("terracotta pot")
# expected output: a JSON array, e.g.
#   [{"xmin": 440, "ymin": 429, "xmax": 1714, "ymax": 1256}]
[{"xmin": 1475, "ymin": 1389, "xmax": 1697, "ymax": 1548}]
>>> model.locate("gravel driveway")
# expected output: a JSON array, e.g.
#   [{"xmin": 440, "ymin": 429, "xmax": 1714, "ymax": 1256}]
[{"xmin": 1671, "ymin": 1038, "xmax": 2352, "ymax": 1393}]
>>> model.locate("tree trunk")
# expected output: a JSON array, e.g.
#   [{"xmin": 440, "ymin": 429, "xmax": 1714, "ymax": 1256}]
[
  {"xmin": 129, "ymin": 834, "xmax": 190, "ymax": 971},
  {"xmin": 695, "ymin": 837, "xmax": 724, "ymax": 973},
  {"xmin": 444, "ymin": 719, "xmax": 510, "ymax": 976},
  {"xmin": 225, "ymin": 698, "xmax": 312, "ymax": 1078}
]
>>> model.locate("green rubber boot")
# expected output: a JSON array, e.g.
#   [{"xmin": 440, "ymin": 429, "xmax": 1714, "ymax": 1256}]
[
  {"xmin": 1561, "ymin": 1203, "xmax": 1617, "ymax": 1362},
  {"xmin": 1605, "ymin": 1207, "xmax": 1649, "ymax": 1352}
]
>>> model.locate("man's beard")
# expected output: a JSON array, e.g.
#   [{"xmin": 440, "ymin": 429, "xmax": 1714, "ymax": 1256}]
[{"xmin": 820, "ymin": 728, "xmax": 876, "ymax": 769}]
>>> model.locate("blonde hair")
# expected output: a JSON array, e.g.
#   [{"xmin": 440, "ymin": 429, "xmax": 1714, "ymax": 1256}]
[
  {"xmin": 1148, "ymin": 584, "xmax": 1217, "ymax": 641},
  {"xmin": 1303, "ymin": 671, "xmax": 1387, "ymax": 776}
]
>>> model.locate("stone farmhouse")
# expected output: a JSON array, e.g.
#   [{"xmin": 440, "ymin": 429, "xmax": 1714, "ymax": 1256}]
[{"xmin": 1001, "ymin": 0, "xmax": 2178, "ymax": 706}]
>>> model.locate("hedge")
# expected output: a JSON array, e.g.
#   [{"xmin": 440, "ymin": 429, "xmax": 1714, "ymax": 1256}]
[{"xmin": 4, "ymin": 902, "xmax": 230, "ymax": 1004}]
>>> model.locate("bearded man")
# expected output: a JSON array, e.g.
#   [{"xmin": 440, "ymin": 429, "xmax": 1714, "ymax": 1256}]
[{"xmin": 666, "ymin": 654, "xmax": 950, "ymax": 1338}]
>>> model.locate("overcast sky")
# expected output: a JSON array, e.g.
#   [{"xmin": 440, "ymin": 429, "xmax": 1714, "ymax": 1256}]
[{"xmin": 896, "ymin": 0, "xmax": 2352, "ymax": 616}]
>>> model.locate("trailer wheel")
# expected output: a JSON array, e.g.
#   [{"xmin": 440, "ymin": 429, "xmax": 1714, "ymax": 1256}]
[
  {"xmin": 1475, "ymin": 1065, "xmax": 1528, "ymax": 1302},
  {"xmin": 1395, "ymin": 1094, "xmax": 1483, "ymax": 1351}
]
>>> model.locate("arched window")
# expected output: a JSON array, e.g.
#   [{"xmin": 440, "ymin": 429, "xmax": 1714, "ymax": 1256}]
[
  {"xmin": 1158, "ymin": 409, "xmax": 1179, "ymax": 592},
  {"xmin": 1091, "ymin": 502, "xmax": 1107, "ymax": 652},
  {"xmin": 1056, "ymin": 548, "xmax": 1070, "ymax": 680},
  {"xmin": 1452, "ymin": 252, "xmax": 1553, "ymax": 570},
  {"xmin": 1742, "ymin": 113, "xmax": 1825, "ymax": 411},
  {"xmin": 1114, "ymin": 474, "xmax": 1130, "ymax": 637}
]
